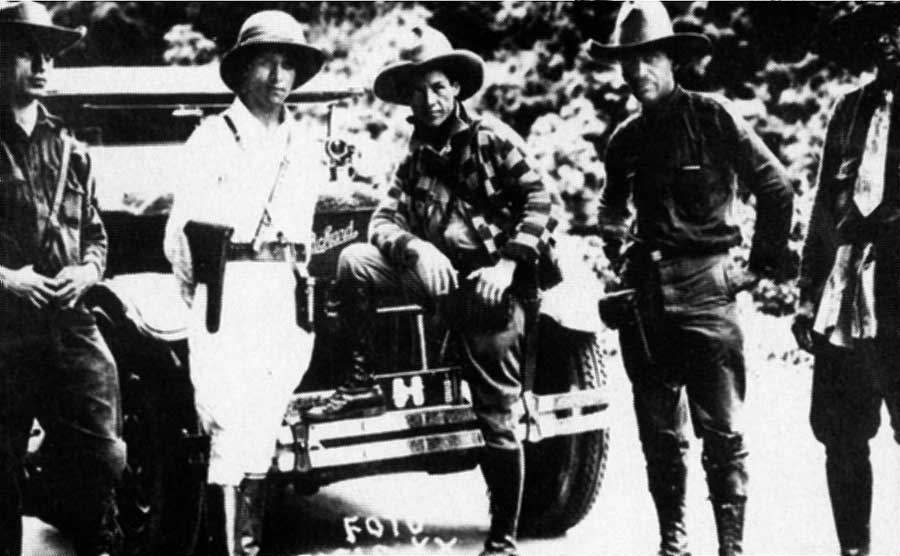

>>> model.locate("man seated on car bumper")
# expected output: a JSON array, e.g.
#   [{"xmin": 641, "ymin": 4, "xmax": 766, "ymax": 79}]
[{"xmin": 305, "ymin": 26, "xmax": 561, "ymax": 556}]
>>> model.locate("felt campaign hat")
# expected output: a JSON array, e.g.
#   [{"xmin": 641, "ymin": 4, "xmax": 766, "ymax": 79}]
[
  {"xmin": 0, "ymin": 1, "xmax": 85, "ymax": 56},
  {"xmin": 373, "ymin": 26, "xmax": 484, "ymax": 106},
  {"xmin": 587, "ymin": 0, "xmax": 711, "ymax": 62},
  {"xmin": 220, "ymin": 10, "xmax": 326, "ymax": 92}
]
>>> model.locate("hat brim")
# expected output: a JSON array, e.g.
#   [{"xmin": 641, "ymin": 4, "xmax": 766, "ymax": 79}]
[
  {"xmin": 219, "ymin": 40, "xmax": 326, "ymax": 93},
  {"xmin": 0, "ymin": 21, "xmax": 85, "ymax": 56},
  {"xmin": 588, "ymin": 33, "xmax": 711, "ymax": 63},
  {"xmin": 373, "ymin": 50, "xmax": 485, "ymax": 105},
  {"xmin": 822, "ymin": 3, "xmax": 900, "ymax": 67}
]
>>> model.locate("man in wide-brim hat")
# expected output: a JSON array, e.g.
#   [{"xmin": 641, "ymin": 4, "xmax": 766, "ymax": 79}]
[
  {"xmin": 0, "ymin": 3, "xmax": 124, "ymax": 556},
  {"xmin": 0, "ymin": 0, "xmax": 84, "ymax": 56},
  {"xmin": 591, "ymin": 2, "xmax": 793, "ymax": 555},
  {"xmin": 818, "ymin": 1, "xmax": 900, "ymax": 72},
  {"xmin": 165, "ymin": 9, "xmax": 328, "ymax": 556},
  {"xmin": 587, "ymin": 0, "xmax": 710, "ymax": 64},
  {"xmin": 794, "ymin": 3, "xmax": 900, "ymax": 555},
  {"xmin": 305, "ymin": 24, "xmax": 562, "ymax": 556}
]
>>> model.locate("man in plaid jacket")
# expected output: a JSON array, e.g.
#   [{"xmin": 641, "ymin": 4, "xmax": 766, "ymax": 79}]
[{"xmin": 306, "ymin": 26, "xmax": 560, "ymax": 556}]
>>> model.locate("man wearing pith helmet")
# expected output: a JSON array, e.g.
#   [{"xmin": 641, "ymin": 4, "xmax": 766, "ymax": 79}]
[
  {"xmin": 0, "ymin": 2, "xmax": 126, "ymax": 556},
  {"xmin": 591, "ymin": 1, "xmax": 792, "ymax": 555},
  {"xmin": 305, "ymin": 25, "xmax": 561, "ymax": 556},
  {"xmin": 164, "ymin": 9, "xmax": 327, "ymax": 556}
]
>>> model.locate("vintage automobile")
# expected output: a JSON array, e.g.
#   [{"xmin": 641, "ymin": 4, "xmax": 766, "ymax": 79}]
[{"xmin": 24, "ymin": 65, "xmax": 611, "ymax": 555}]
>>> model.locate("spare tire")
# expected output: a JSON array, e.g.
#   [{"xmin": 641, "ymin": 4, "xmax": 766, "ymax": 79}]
[{"xmin": 518, "ymin": 317, "xmax": 610, "ymax": 537}]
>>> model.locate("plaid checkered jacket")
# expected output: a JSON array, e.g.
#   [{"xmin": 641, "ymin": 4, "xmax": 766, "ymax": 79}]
[{"xmin": 369, "ymin": 107, "xmax": 562, "ymax": 289}]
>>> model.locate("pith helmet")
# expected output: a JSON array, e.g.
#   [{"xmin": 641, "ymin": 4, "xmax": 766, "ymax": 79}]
[
  {"xmin": 0, "ymin": 1, "xmax": 85, "ymax": 56},
  {"xmin": 588, "ymin": 0, "xmax": 711, "ymax": 62},
  {"xmin": 373, "ymin": 26, "xmax": 484, "ymax": 106},
  {"xmin": 219, "ymin": 10, "xmax": 326, "ymax": 92}
]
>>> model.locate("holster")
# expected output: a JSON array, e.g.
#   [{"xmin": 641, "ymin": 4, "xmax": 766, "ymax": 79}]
[
  {"xmin": 184, "ymin": 220, "xmax": 234, "ymax": 333},
  {"xmin": 600, "ymin": 243, "xmax": 666, "ymax": 366},
  {"xmin": 293, "ymin": 262, "xmax": 315, "ymax": 333}
]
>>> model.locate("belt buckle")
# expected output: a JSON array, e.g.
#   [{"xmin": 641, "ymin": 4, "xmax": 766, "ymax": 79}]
[{"xmin": 274, "ymin": 232, "xmax": 294, "ymax": 262}]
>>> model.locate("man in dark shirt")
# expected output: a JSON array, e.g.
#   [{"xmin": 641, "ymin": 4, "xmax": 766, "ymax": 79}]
[
  {"xmin": 0, "ymin": 3, "xmax": 125, "ymax": 555},
  {"xmin": 590, "ymin": 2, "xmax": 793, "ymax": 555},
  {"xmin": 793, "ymin": 5, "xmax": 900, "ymax": 555}
]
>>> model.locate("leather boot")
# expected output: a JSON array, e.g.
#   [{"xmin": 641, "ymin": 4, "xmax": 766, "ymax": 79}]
[
  {"xmin": 826, "ymin": 445, "xmax": 872, "ymax": 556},
  {"xmin": 478, "ymin": 447, "xmax": 523, "ymax": 556},
  {"xmin": 220, "ymin": 479, "xmax": 268, "ymax": 556},
  {"xmin": 711, "ymin": 498, "xmax": 745, "ymax": 556},
  {"xmin": 203, "ymin": 483, "xmax": 229, "ymax": 556},
  {"xmin": 648, "ymin": 462, "xmax": 690, "ymax": 556},
  {"xmin": 306, "ymin": 286, "xmax": 385, "ymax": 422},
  {"xmin": 69, "ymin": 486, "xmax": 122, "ymax": 556}
]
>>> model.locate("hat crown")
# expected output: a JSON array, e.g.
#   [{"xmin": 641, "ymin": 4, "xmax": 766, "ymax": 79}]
[
  {"xmin": 396, "ymin": 26, "xmax": 455, "ymax": 65},
  {"xmin": 233, "ymin": 10, "xmax": 309, "ymax": 48},
  {"xmin": 612, "ymin": 0, "xmax": 676, "ymax": 48},
  {"xmin": 0, "ymin": 1, "xmax": 54, "ymax": 27}
]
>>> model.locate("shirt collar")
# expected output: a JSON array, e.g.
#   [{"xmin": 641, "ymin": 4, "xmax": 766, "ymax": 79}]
[
  {"xmin": 641, "ymin": 85, "xmax": 688, "ymax": 121},
  {"xmin": 225, "ymin": 97, "xmax": 291, "ymax": 145},
  {"xmin": 408, "ymin": 102, "xmax": 472, "ymax": 154},
  {"xmin": 1, "ymin": 101, "xmax": 59, "ymax": 141}
]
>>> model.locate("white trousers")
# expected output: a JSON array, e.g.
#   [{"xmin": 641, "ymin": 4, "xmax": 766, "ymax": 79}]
[{"xmin": 189, "ymin": 261, "xmax": 313, "ymax": 485}]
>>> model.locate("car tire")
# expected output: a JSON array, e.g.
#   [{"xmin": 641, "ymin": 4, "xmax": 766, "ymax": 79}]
[
  {"xmin": 518, "ymin": 317, "xmax": 609, "ymax": 537},
  {"xmin": 87, "ymin": 287, "xmax": 207, "ymax": 556}
]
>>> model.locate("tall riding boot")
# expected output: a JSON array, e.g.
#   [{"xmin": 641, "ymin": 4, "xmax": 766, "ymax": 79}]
[
  {"xmin": 306, "ymin": 286, "xmax": 385, "ymax": 421},
  {"xmin": 711, "ymin": 498, "xmax": 745, "ymax": 556},
  {"xmin": 221, "ymin": 479, "xmax": 268, "ymax": 556},
  {"xmin": 69, "ymin": 484, "xmax": 123, "ymax": 556},
  {"xmin": 825, "ymin": 445, "xmax": 872, "ymax": 556},
  {"xmin": 478, "ymin": 447, "xmax": 524, "ymax": 556},
  {"xmin": 648, "ymin": 462, "xmax": 690, "ymax": 556}
]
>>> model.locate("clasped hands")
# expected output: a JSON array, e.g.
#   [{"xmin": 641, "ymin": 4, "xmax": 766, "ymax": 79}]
[
  {"xmin": 408, "ymin": 239, "xmax": 514, "ymax": 306},
  {"xmin": 2, "ymin": 263, "xmax": 100, "ymax": 309}
]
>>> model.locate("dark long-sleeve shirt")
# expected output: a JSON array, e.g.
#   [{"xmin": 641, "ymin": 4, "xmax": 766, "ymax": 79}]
[
  {"xmin": 799, "ymin": 80, "xmax": 900, "ymax": 307},
  {"xmin": 599, "ymin": 87, "xmax": 793, "ymax": 277},
  {"xmin": 0, "ymin": 103, "xmax": 107, "ymax": 275}
]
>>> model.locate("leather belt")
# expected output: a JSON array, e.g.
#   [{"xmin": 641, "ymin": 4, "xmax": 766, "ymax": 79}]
[{"xmin": 227, "ymin": 242, "xmax": 307, "ymax": 263}]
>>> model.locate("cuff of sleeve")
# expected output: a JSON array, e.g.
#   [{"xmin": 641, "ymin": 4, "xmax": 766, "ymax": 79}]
[
  {"xmin": 83, "ymin": 256, "xmax": 105, "ymax": 280},
  {"xmin": 391, "ymin": 232, "xmax": 420, "ymax": 267},
  {"xmin": 500, "ymin": 241, "xmax": 538, "ymax": 265}
]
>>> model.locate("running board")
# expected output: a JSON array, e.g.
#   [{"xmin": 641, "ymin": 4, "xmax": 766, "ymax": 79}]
[{"xmin": 274, "ymin": 388, "xmax": 609, "ymax": 473}]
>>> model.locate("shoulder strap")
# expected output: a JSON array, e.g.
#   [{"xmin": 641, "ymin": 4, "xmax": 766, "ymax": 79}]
[
  {"xmin": 48, "ymin": 134, "xmax": 74, "ymax": 224},
  {"xmin": 251, "ymin": 125, "xmax": 294, "ymax": 251},
  {"xmin": 222, "ymin": 113, "xmax": 241, "ymax": 145}
]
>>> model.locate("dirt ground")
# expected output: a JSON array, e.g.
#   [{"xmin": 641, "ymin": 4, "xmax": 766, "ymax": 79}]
[{"xmin": 22, "ymin": 294, "xmax": 900, "ymax": 556}]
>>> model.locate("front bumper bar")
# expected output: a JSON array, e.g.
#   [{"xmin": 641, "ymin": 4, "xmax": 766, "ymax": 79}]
[{"xmin": 274, "ymin": 388, "xmax": 609, "ymax": 474}]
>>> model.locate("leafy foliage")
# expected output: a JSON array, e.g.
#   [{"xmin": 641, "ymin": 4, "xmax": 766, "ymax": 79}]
[{"xmin": 46, "ymin": 1, "xmax": 876, "ymax": 315}]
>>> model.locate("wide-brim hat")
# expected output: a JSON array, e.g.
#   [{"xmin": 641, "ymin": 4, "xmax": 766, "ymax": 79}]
[
  {"xmin": 373, "ymin": 26, "xmax": 484, "ymax": 106},
  {"xmin": 822, "ymin": 2, "xmax": 900, "ymax": 67},
  {"xmin": 587, "ymin": 0, "xmax": 711, "ymax": 63},
  {"xmin": 220, "ymin": 10, "xmax": 326, "ymax": 93},
  {"xmin": 0, "ymin": 1, "xmax": 85, "ymax": 56}
]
